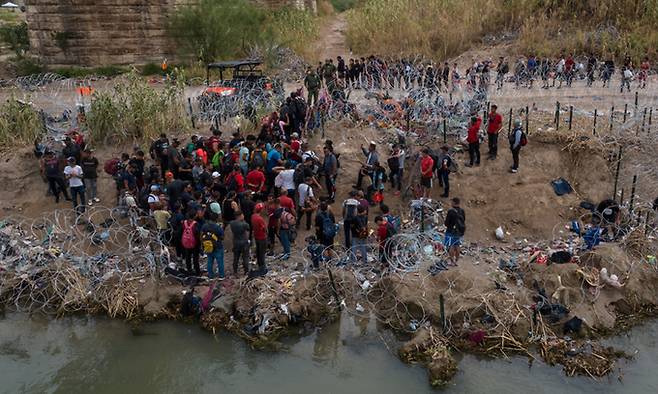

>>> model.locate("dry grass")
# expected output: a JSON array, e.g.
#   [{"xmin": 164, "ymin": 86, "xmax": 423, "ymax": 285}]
[{"xmin": 345, "ymin": 0, "xmax": 658, "ymax": 61}]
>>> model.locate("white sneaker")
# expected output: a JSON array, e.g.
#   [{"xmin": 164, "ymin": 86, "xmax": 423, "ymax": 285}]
[
  {"xmin": 87, "ymin": 201, "xmax": 93, "ymax": 206},
  {"xmin": 93, "ymin": 198, "xmax": 100, "ymax": 203}
]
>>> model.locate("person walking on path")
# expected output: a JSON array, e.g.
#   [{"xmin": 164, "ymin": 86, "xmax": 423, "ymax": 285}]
[
  {"xmin": 443, "ymin": 198, "xmax": 465, "ymax": 266},
  {"xmin": 509, "ymin": 119, "xmax": 524, "ymax": 173},
  {"xmin": 465, "ymin": 116, "xmax": 481, "ymax": 167},
  {"xmin": 304, "ymin": 67, "xmax": 321, "ymax": 106},
  {"xmin": 487, "ymin": 105, "xmax": 503, "ymax": 159}
]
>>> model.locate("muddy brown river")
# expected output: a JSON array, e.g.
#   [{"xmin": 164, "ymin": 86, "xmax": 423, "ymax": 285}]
[{"xmin": 1, "ymin": 313, "xmax": 657, "ymax": 393}]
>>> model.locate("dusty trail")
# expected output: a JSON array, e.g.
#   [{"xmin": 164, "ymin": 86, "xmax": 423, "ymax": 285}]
[{"xmin": 316, "ymin": 13, "xmax": 350, "ymax": 61}]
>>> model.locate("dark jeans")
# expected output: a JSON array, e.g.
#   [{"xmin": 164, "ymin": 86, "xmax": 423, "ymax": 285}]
[
  {"xmin": 438, "ymin": 170, "xmax": 449, "ymax": 195},
  {"xmin": 343, "ymin": 218, "xmax": 353, "ymax": 249},
  {"xmin": 511, "ymin": 146, "xmax": 521, "ymax": 170},
  {"xmin": 308, "ymin": 89, "xmax": 319, "ymax": 106},
  {"xmin": 390, "ymin": 168, "xmax": 403, "ymax": 191},
  {"xmin": 487, "ymin": 133, "xmax": 498, "ymax": 157},
  {"xmin": 183, "ymin": 247, "xmax": 200, "ymax": 276},
  {"xmin": 233, "ymin": 242, "xmax": 250, "ymax": 275},
  {"xmin": 356, "ymin": 170, "xmax": 372, "ymax": 189},
  {"xmin": 255, "ymin": 239, "xmax": 267, "ymax": 271},
  {"xmin": 468, "ymin": 142, "xmax": 481, "ymax": 165},
  {"xmin": 70, "ymin": 185, "xmax": 86, "ymax": 214},
  {"xmin": 297, "ymin": 207, "xmax": 313, "ymax": 231},
  {"xmin": 325, "ymin": 175, "xmax": 336, "ymax": 200},
  {"xmin": 47, "ymin": 176, "xmax": 70, "ymax": 201}
]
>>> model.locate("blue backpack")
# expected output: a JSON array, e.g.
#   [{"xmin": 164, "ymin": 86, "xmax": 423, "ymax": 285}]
[
  {"xmin": 321, "ymin": 213, "xmax": 337, "ymax": 238},
  {"xmin": 385, "ymin": 214, "xmax": 401, "ymax": 232}
]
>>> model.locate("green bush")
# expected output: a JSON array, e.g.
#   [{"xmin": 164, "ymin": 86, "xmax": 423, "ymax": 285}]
[
  {"xmin": 168, "ymin": 0, "xmax": 269, "ymax": 63},
  {"xmin": 86, "ymin": 72, "xmax": 190, "ymax": 145},
  {"xmin": 168, "ymin": 0, "xmax": 319, "ymax": 62},
  {"xmin": 0, "ymin": 98, "xmax": 44, "ymax": 149},
  {"xmin": 12, "ymin": 56, "xmax": 44, "ymax": 76},
  {"xmin": 0, "ymin": 21, "xmax": 29, "ymax": 56},
  {"xmin": 54, "ymin": 65, "xmax": 128, "ymax": 78},
  {"xmin": 330, "ymin": 0, "xmax": 358, "ymax": 12}
]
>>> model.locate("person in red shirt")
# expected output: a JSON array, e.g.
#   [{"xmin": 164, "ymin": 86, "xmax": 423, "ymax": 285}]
[
  {"xmin": 420, "ymin": 148, "xmax": 434, "ymax": 198},
  {"xmin": 251, "ymin": 203, "xmax": 268, "ymax": 272},
  {"xmin": 278, "ymin": 189, "xmax": 296, "ymax": 213},
  {"xmin": 375, "ymin": 215, "xmax": 394, "ymax": 268},
  {"xmin": 486, "ymin": 105, "xmax": 503, "ymax": 159},
  {"xmin": 246, "ymin": 164, "xmax": 266, "ymax": 195},
  {"xmin": 466, "ymin": 116, "xmax": 481, "ymax": 167},
  {"xmin": 226, "ymin": 165, "xmax": 245, "ymax": 193}
]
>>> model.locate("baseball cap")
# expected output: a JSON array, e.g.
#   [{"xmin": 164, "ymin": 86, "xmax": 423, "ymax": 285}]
[
  {"xmin": 212, "ymin": 171, "xmax": 220, "ymax": 178},
  {"xmin": 255, "ymin": 203, "xmax": 265, "ymax": 213}
]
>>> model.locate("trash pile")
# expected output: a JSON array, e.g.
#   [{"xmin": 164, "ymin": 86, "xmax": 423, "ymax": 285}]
[{"xmin": 0, "ymin": 206, "xmax": 166, "ymax": 317}]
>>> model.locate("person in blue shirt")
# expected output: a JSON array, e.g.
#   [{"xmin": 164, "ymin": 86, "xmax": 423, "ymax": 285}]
[{"xmin": 266, "ymin": 143, "xmax": 283, "ymax": 173}]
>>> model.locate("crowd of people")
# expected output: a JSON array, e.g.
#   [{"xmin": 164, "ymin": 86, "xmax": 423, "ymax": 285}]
[
  {"xmin": 36, "ymin": 48, "xmax": 549, "ymax": 281},
  {"xmin": 305, "ymin": 53, "xmax": 651, "ymax": 94}
]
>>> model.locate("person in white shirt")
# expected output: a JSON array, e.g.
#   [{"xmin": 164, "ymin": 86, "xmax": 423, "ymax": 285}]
[
  {"xmin": 297, "ymin": 177, "xmax": 316, "ymax": 231},
  {"xmin": 64, "ymin": 157, "xmax": 85, "ymax": 214},
  {"xmin": 274, "ymin": 163, "xmax": 296, "ymax": 195}
]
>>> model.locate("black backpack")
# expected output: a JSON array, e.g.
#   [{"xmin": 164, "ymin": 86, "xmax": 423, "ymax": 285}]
[{"xmin": 451, "ymin": 208, "xmax": 466, "ymax": 236}]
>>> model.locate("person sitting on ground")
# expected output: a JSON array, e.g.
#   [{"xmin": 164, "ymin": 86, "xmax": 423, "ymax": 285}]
[{"xmin": 443, "ymin": 197, "xmax": 466, "ymax": 266}]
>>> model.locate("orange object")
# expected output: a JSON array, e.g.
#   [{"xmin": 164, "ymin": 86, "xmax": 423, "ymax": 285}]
[
  {"xmin": 205, "ymin": 86, "xmax": 237, "ymax": 96},
  {"xmin": 195, "ymin": 148, "xmax": 207, "ymax": 165},
  {"xmin": 76, "ymin": 86, "xmax": 94, "ymax": 96}
]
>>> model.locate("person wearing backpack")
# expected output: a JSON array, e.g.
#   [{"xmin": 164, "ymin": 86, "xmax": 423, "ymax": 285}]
[
  {"xmin": 342, "ymin": 191, "xmax": 360, "ymax": 249},
  {"xmin": 444, "ymin": 197, "xmax": 466, "ymax": 266},
  {"xmin": 181, "ymin": 212, "xmax": 201, "ymax": 276},
  {"xmin": 315, "ymin": 202, "xmax": 336, "ymax": 247},
  {"xmin": 279, "ymin": 207, "xmax": 296, "ymax": 260},
  {"xmin": 200, "ymin": 212, "xmax": 224, "ymax": 279},
  {"xmin": 351, "ymin": 205, "xmax": 369, "ymax": 262},
  {"xmin": 509, "ymin": 118, "xmax": 525, "ymax": 173}
]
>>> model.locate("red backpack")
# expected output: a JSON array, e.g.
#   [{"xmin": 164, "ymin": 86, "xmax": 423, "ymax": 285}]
[
  {"xmin": 181, "ymin": 220, "xmax": 197, "ymax": 249},
  {"xmin": 104, "ymin": 158, "xmax": 120, "ymax": 176}
]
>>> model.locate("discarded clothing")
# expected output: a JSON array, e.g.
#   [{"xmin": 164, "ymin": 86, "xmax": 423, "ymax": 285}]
[
  {"xmin": 563, "ymin": 316, "xmax": 583, "ymax": 335},
  {"xmin": 551, "ymin": 178, "xmax": 573, "ymax": 196},
  {"xmin": 550, "ymin": 251, "xmax": 572, "ymax": 264}
]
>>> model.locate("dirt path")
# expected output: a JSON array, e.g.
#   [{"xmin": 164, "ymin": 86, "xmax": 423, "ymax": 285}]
[{"xmin": 316, "ymin": 13, "xmax": 349, "ymax": 61}]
